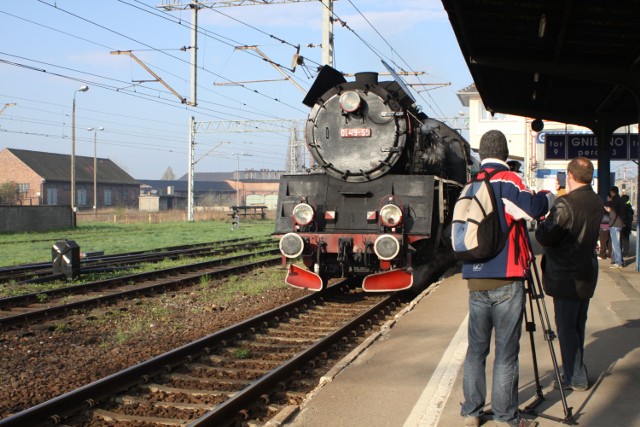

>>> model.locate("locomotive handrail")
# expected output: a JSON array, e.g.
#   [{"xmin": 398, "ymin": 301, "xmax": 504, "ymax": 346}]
[{"xmin": 434, "ymin": 175, "xmax": 466, "ymax": 187}]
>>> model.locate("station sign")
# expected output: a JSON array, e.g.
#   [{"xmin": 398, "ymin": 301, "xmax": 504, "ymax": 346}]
[{"xmin": 544, "ymin": 133, "xmax": 638, "ymax": 160}]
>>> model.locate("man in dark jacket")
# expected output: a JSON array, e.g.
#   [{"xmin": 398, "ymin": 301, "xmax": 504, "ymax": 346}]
[{"xmin": 535, "ymin": 157, "xmax": 603, "ymax": 391}]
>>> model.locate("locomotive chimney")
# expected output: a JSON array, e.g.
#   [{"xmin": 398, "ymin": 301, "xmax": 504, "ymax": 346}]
[{"xmin": 354, "ymin": 72, "xmax": 378, "ymax": 85}]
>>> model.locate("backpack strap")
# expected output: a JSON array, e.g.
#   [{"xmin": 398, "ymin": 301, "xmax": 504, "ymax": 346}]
[{"xmin": 482, "ymin": 167, "xmax": 520, "ymax": 258}]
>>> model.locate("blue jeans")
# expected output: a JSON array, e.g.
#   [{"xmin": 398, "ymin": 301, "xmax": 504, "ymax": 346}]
[
  {"xmin": 461, "ymin": 281, "xmax": 525, "ymax": 424},
  {"xmin": 610, "ymin": 226, "xmax": 623, "ymax": 266},
  {"xmin": 554, "ymin": 298, "xmax": 589, "ymax": 387}
]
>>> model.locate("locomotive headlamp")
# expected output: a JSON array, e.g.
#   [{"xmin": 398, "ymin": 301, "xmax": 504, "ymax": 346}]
[
  {"xmin": 373, "ymin": 234, "xmax": 400, "ymax": 260},
  {"xmin": 292, "ymin": 203, "xmax": 314, "ymax": 226},
  {"xmin": 380, "ymin": 204, "xmax": 402, "ymax": 227},
  {"xmin": 339, "ymin": 91, "xmax": 361, "ymax": 113},
  {"xmin": 280, "ymin": 233, "xmax": 305, "ymax": 258}
]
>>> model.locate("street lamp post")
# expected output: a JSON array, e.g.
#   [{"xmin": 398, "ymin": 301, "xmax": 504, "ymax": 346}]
[
  {"xmin": 71, "ymin": 85, "xmax": 89, "ymax": 212},
  {"xmin": 87, "ymin": 127, "xmax": 104, "ymax": 211}
]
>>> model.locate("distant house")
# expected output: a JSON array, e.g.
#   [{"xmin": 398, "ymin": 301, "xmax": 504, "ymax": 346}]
[
  {"xmin": 0, "ymin": 148, "xmax": 139, "ymax": 208},
  {"xmin": 177, "ymin": 172, "xmax": 234, "ymax": 182},
  {"xmin": 138, "ymin": 178, "xmax": 236, "ymax": 211},
  {"xmin": 230, "ymin": 170, "xmax": 283, "ymax": 209},
  {"xmin": 174, "ymin": 170, "xmax": 284, "ymax": 209}
]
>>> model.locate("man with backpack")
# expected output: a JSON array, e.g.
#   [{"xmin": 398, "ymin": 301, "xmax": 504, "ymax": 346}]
[{"xmin": 457, "ymin": 130, "xmax": 553, "ymax": 427}]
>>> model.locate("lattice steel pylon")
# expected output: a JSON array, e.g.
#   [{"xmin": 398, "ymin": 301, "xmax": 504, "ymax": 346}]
[
  {"xmin": 288, "ymin": 127, "xmax": 305, "ymax": 173},
  {"xmin": 194, "ymin": 118, "xmax": 306, "ymax": 173}
]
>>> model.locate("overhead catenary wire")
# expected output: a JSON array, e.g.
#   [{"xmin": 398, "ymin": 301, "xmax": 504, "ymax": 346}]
[
  {"xmin": 9, "ymin": 1, "xmax": 439, "ymax": 121},
  {"xmin": 0, "ymin": 8, "xmax": 283, "ymax": 102},
  {"xmin": 2, "ymin": 2, "xmax": 312, "ymax": 176},
  {"xmin": 0, "ymin": 53, "xmax": 303, "ymax": 127},
  {"xmin": 3, "ymin": 1, "xmax": 455, "ymax": 175},
  {"xmin": 320, "ymin": 0, "xmax": 449, "ymax": 122},
  {"xmin": 1, "ymin": 94, "xmax": 295, "ymax": 160},
  {"xmin": 118, "ymin": 0, "xmax": 314, "ymax": 99},
  {"xmin": 34, "ymin": 0, "xmax": 308, "ymax": 114}
]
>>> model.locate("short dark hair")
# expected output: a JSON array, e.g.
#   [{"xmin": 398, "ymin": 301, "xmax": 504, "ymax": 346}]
[
  {"xmin": 610, "ymin": 186, "xmax": 619, "ymax": 195},
  {"xmin": 567, "ymin": 156, "xmax": 593, "ymax": 184}
]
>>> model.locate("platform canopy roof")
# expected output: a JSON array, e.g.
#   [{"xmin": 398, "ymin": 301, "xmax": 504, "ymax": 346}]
[{"xmin": 441, "ymin": 0, "xmax": 640, "ymax": 134}]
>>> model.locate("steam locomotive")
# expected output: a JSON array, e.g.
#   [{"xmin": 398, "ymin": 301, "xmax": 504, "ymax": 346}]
[{"xmin": 274, "ymin": 64, "xmax": 473, "ymax": 292}]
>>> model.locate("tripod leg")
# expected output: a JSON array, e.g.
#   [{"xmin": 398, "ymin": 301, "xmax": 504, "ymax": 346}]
[
  {"xmin": 523, "ymin": 276, "xmax": 544, "ymax": 409},
  {"xmin": 529, "ymin": 260, "xmax": 575, "ymax": 425}
]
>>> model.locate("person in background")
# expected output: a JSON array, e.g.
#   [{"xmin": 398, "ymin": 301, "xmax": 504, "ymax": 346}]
[
  {"xmin": 605, "ymin": 186, "xmax": 625, "ymax": 269},
  {"xmin": 507, "ymin": 160, "xmax": 522, "ymax": 174},
  {"xmin": 620, "ymin": 194, "xmax": 634, "ymax": 257},
  {"xmin": 460, "ymin": 130, "xmax": 552, "ymax": 427},
  {"xmin": 535, "ymin": 157, "xmax": 603, "ymax": 392},
  {"xmin": 597, "ymin": 205, "xmax": 611, "ymax": 260},
  {"xmin": 230, "ymin": 208, "xmax": 240, "ymax": 230},
  {"xmin": 555, "ymin": 172, "xmax": 567, "ymax": 197}
]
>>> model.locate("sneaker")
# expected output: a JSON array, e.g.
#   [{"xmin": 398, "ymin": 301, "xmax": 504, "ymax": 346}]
[
  {"xmin": 560, "ymin": 382, "xmax": 589, "ymax": 391},
  {"xmin": 568, "ymin": 382, "xmax": 590, "ymax": 392},
  {"xmin": 609, "ymin": 264, "xmax": 623, "ymax": 270},
  {"xmin": 464, "ymin": 415, "xmax": 480, "ymax": 426},
  {"xmin": 552, "ymin": 375, "xmax": 589, "ymax": 391}
]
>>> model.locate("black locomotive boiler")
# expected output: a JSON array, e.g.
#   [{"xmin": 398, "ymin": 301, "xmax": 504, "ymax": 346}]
[{"xmin": 274, "ymin": 65, "xmax": 473, "ymax": 292}]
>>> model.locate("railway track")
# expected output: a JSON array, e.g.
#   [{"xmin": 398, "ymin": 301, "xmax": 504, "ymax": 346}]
[
  {"xmin": 0, "ymin": 249, "xmax": 280, "ymax": 330},
  {"xmin": 0, "ymin": 237, "xmax": 268, "ymax": 283},
  {"xmin": 0, "ymin": 282, "xmax": 404, "ymax": 427}
]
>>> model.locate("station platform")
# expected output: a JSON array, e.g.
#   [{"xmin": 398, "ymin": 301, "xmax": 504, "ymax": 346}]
[{"xmin": 275, "ymin": 235, "xmax": 640, "ymax": 427}]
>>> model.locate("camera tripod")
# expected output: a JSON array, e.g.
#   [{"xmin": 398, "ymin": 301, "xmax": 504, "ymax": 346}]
[{"xmin": 521, "ymin": 256, "xmax": 575, "ymax": 425}]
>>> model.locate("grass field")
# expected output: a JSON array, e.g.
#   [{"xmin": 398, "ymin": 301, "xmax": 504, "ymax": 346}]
[{"xmin": 0, "ymin": 220, "xmax": 277, "ymax": 267}]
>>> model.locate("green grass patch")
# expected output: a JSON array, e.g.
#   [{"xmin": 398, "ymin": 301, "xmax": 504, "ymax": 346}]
[
  {"xmin": 0, "ymin": 220, "xmax": 277, "ymax": 267},
  {"xmin": 234, "ymin": 348, "xmax": 253, "ymax": 359},
  {"xmin": 0, "ymin": 250, "xmax": 279, "ymax": 298},
  {"xmin": 195, "ymin": 265, "xmax": 288, "ymax": 306}
]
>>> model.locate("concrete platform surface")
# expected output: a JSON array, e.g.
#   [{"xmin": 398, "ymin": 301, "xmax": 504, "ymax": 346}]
[{"xmin": 279, "ymin": 243, "xmax": 640, "ymax": 427}]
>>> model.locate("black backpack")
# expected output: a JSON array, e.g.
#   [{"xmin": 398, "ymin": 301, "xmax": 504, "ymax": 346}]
[{"xmin": 451, "ymin": 169, "xmax": 514, "ymax": 261}]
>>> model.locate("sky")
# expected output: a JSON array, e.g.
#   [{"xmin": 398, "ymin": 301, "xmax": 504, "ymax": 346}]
[{"xmin": 0, "ymin": 0, "xmax": 473, "ymax": 180}]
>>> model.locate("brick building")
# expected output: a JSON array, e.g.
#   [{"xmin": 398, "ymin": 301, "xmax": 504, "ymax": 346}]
[{"xmin": 0, "ymin": 148, "xmax": 140, "ymax": 208}]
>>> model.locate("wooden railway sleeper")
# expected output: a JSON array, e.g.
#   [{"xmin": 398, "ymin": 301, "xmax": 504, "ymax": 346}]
[
  {"xmin": 144, "ymin": 383, "xmax": 236, "ymax": 398},
  {"xmin": 163, "ymin": 372, "xmax": 252, "ymax": 387},
  {"xmin": 186, "ymin": 363, "xmax": 267, "ymax": 376},
  {"xmin": 234, "ymin": 339, "xmax": 301, "ymax": 349},
  {"xmin": 117, "ymin": 395, "xmax": 217, "ymax": 411},
  {"xmin": 92, "ymin": 408, "xmax": 190, "ymax": 426},
  {"xmin": 204, "ymin": 354, "xmax": 281, "ymax": 367}
]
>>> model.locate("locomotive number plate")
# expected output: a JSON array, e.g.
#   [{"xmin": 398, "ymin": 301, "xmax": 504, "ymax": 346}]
[{"xmin": 340, "ymin": 128, "xmax": 371, "ymax": 138}]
